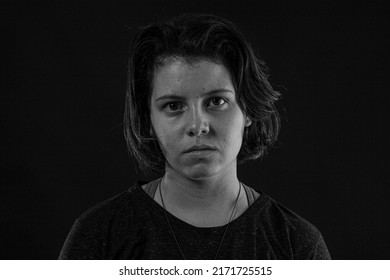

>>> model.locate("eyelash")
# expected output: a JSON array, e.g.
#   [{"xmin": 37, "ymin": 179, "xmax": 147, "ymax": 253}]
[{"xmin": 163, "ymin": 97, "xmax": 228, "ymax": 112}]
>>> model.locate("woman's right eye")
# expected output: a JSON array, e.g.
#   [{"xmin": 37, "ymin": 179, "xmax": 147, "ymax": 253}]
[{"xmin": 164, "ymin": 102, "xmax": 183, "ymax": 112}]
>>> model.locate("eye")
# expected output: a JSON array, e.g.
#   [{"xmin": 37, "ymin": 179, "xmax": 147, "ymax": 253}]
[
  {"xmin": 207, "ymin": 97, "xmax": 227, "ymax": 107},
  {"xmin": 163, "ymin": 102, "xmax": 184, "ymax": 112}
]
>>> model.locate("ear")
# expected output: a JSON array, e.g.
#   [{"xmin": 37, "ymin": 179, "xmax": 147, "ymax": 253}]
[{"xmin": 245, "ymin": 117, "xmax": 252, "ymax": 127}]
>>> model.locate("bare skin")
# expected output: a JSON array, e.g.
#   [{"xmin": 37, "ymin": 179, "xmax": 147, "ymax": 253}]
[{"xmin": 144, "ymin": 57, "xmax": 256, "ymax": 227}]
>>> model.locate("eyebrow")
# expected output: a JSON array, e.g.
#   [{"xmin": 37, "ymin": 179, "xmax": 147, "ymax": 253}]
[{"xmin": 155, "ymin": 89, "xmax": 234, "ymax": 102}]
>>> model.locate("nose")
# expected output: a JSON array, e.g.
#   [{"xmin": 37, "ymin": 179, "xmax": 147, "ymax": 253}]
[{"xmin": 186, "ymin": 107, "xmax": 209, "ymax": 137}]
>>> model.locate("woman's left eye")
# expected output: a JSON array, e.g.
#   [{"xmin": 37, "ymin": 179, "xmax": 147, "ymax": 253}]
[{"xmin": 208, "ymin": 97, "xmax": 227, "ymax": 107}]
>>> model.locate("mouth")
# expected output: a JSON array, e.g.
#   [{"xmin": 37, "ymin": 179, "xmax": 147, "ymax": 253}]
[{"xmin": 183, "ymin": 145, "xmax": 217, "ymax": 153}]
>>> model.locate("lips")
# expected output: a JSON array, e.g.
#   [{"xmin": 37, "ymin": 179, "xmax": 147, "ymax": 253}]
[{"xmin": 183, "ymin": 145, "xmax": 217, "ymax": 153}]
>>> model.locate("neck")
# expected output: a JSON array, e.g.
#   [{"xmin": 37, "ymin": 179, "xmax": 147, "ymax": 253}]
[
  {"xmin": 157, "ymin": 161, "xmax": 245, "ymax": 227},
  {"xmin": 163, "ymin": 162, "xmax": 240, "ymax": 209}
]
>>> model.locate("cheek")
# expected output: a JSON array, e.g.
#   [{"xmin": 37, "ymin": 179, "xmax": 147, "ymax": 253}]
[
  {"xmin": 220, "ymin": 111, "xmax": 246, "ymax": 136},
  {"xmin": 217, "ymin": 121, "xmax": 245, "ymax": 153},
  {"xmin": 153, "ymin": 124, "xmax": 179, "ymax": 158}
]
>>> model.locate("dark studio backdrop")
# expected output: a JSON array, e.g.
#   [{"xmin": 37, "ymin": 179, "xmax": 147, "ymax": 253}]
[{"xmin": 2, "ymin": 0, "xmax": 389, "ymax": 259}]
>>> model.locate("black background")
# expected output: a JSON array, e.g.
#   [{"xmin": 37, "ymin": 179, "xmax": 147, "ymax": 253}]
[{"xmin": 2, "ymin": 0, "xmax": 389, "ymax": 259}]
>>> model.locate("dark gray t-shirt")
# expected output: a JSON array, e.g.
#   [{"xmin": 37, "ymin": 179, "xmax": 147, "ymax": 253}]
[{"xmin": 59, "ymin": 180, "xmax": 331, "ymax": 259}]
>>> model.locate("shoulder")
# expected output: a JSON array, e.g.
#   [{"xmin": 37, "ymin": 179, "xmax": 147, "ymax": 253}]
[
  {"xmin": 252, "ymin": 193, "xmax": 331, "ymax": 259},
  {"xmin": 74, "ymin": 181, "xmax": 152, "ymax": 232},
  {"xmin": 262, "ymin": 196, "xmax": 318, "ymax": 233},
  {"xmin": 79, "ymin": 184, "xmax": 139, "ymax": 222},
  {"xmin": 59, "ymin": 182, "xmax": 147, "ymax": 259}
]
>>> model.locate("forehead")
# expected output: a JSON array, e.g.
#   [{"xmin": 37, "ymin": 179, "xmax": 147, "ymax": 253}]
[{"xmin": 151, "ymin": 58, "xmax": 234, "ymax": 98}]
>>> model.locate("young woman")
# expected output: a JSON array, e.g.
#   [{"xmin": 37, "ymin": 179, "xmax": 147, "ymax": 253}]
[{"xmin": 59, "ymin": 14, "xmax": 330, "ymax": 259}]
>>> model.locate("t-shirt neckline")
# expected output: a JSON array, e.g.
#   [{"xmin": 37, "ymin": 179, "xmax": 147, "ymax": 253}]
[{"xmin": 131, "ymin": 179, "xmax": 269, "ymax": 231}]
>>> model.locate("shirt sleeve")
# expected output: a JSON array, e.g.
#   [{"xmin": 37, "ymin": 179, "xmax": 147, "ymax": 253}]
[
  {"xmin": 293, "ymin": 229, "xmax": 331, "ymax": 260},
  {"xmin": 309, "ymin": 232, "xmax": 331, "ymax": 260},
  {"xmin": 58, "ymin": 218, "xmax": 103, "ymax": 259}
]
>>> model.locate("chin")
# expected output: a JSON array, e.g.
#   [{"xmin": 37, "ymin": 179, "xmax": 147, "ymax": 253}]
[{"xmin": 181, "ymin": 164, "xmax": 221, "ymax": 180}]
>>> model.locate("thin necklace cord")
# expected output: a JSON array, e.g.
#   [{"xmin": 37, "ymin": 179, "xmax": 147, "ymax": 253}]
[{"xmin": 158, "ymin": 178, "xmax": 242, "ymax": 260}]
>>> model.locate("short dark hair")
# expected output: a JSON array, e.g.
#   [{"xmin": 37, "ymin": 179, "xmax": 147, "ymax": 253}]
[{"xmin": 124, "ymin": 14, "xmax": 281, "ymax": 175}]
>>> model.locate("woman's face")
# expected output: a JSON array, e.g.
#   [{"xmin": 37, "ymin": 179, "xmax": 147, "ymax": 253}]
[{"xmin": 150, "ymin": 58, "xmax": 251, "ymax": 180}]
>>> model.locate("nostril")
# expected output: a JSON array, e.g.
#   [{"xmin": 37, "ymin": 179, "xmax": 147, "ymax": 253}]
[{"xmin": 187, "ymin": 125, "xmax": 209, "ymax": 137}]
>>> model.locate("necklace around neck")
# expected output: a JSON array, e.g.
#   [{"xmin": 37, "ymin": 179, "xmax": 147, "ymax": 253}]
[{"xmin": 158, "ymin": 178, "xmax": 242, "ymax": 260}]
